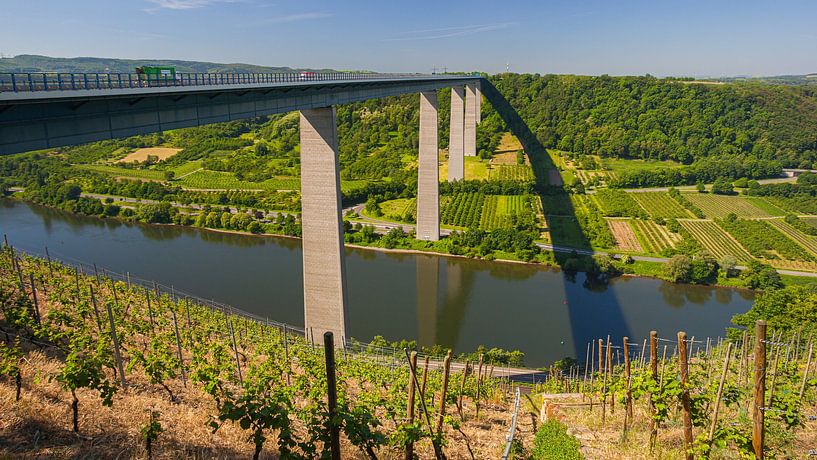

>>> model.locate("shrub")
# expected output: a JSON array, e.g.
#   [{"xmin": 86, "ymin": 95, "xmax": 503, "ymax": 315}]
[{"xmin": 531, "ymin": 420, "xmax": 582, "ymax": 460}]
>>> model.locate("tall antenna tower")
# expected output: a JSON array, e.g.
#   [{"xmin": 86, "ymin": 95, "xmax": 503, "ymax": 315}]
[{"xmin": 506, "ymin": 61, "xmax": 510, "ymax": 72}]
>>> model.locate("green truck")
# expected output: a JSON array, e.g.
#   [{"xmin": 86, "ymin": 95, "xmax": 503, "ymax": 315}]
[{"xmin": 135, "ymin": 66, "xmax": 177, "ymax": 85}]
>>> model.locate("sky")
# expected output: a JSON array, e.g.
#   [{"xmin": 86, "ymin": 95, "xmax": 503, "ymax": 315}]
[{"xmin": 1, "ymin": 0, "xmax": 816, "ymax": 77}]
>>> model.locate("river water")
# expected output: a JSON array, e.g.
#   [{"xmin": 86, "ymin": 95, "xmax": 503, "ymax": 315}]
[{"xmin": 0, "ymin": 198, "xmax": 754, "ymax": 367}]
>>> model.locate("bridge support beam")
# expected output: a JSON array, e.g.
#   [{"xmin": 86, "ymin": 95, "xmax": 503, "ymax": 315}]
[
  {"xmin": 465, "ymin": 83, "xmax": 477, "ymax": 157},
  {"xmin": 417, "ymin": 91, "xmax": 440, "ymax": 241},
  {"xmin": 299, "ymin": 107, "xmax": 349, "ymax": 345},
  {"xmin": 448, "ymin": 86, "xmax": 465, "ymax": 181},
  {"xmin": 476, "ymin": 81, "xmax": 481, "ymax": 124}
]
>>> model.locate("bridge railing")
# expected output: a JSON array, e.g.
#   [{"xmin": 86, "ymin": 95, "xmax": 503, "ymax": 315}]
[{"xmin": 0, "ymin": 72, "xmax": 460, "ymax": 93}]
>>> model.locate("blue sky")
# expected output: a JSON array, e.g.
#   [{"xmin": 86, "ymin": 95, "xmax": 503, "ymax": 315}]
[{"xmin": 1, "ymin": 0, "xmax": 815, "ymax": 76}]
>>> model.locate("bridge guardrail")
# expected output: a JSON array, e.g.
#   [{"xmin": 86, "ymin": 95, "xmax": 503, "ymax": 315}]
[{"xmin": 0, "ymin": 72, "xmax": 469, "ymax": 93}]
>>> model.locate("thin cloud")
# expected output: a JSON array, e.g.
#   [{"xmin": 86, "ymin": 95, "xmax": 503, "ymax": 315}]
[
  {"xmin": 144, "ymin": 0, "xmax": 236, "ymax": 12},
  {"xmin": 385, "ymin": 22, "xmax": 516, "ymax": 41},
  {"xmin": 249, "ymin": 11, "xmax": 334, "ymax": 25}
]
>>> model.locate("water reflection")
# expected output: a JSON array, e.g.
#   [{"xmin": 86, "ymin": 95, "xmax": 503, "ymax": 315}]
[{"xmin": 1, "ymin": 198, "xmax": 755, "ymax": 367}]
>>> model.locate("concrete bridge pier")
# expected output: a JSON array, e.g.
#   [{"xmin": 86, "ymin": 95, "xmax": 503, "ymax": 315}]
[
  {"xmin": 416, "ymin": 91, "xmax": 440, "ymax": 241},
  {"xmin": 476, "ymin": 81, "xmax": 482, "ymax": 124},
  {"xmin": 448, "ymin": 86, "xmax": 465, "ymax": 181},
  {"xmin": 299, "ymin": 107, "xmax": 349, "ymax": 345},
  {"xmin": 464, "ymin": 83, "xmax": 478, "ymax": 157}
]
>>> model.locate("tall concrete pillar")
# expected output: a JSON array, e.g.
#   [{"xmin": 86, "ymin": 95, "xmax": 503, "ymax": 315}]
[
  {"xmin": 299, "ymin": 107, "xmax": 349, "ymax": 345},
  {"xmin": 417, "ymin": 91, "xmax": 440, "ymax": 241},
  {"xmin": 448, "ymin": 86, "xmax": 465, "ymax": 181},
  {"xmin": 464, "ymin": 83, "xmax": 477, "ymax": 157},
  {"xmin": 475, "ymin": 81, "xmax": 482, "ymax": 124}
]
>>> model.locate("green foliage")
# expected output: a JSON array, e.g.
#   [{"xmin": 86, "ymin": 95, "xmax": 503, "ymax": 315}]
[
  {"xmin": 718, "ymin": 217, "xmax": 814, "ymax": 261},
  {"xmin": 531, "ymin": 420, "xmax": 582, "ymax": 459}
]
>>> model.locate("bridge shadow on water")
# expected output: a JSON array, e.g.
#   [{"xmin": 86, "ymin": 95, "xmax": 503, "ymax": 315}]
[{"xmin": 480, "ymin": 80, "xmax": 633, "ymax": 369}]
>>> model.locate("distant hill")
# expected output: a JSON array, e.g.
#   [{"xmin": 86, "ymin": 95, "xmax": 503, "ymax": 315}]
[
  {"xmin": 0, "ymin": 54, "xmax": 347, "ymax": 74},
  {"xmin": 715, "ymin": 74, "xmax": 817, "ymax": 86}
]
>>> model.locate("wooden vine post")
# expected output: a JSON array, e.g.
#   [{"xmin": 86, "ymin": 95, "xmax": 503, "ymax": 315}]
[
  {"xmin": 436, "ymin": 350, "xmax": 453, "ymax": 434},
  {"xmin": 649, "ymin": 330, "xmax": 658, "ymax": 449},
  {"xmin": 622, "ymin": 336, "xmax": 632, "ymax": 436},
  {"xmin": 105, "ymin": 299, "xmax": 127, "ymax": 387},
  {"xmin": 606, "ymin": 336, "xmax": 614, "ymax": 414},
  {"xmin": 406, "ymin": 351, "xmax": 418, "ymax": 460},
  {"xmin": 228, "ymin": 319, "xmax": 243, "ymax": 386},
  {"xmin": 678, "ymin": 331, "xmax": 693, "ymax": 460},
  {"xmin": 475, "ymin": 353, "xmax": 484, "ymax": 419},
  {"xmin": 753, "ymin": 320, "xmax": 766, "ymax": 459},
  {"xmin": 800, "ymin": 343, "xmax": 814, "ymax": 401},
  {"xmin": 708, "ymin": 342, "xmax": 733, "ymax": 444},
  {"xmin": 323, "ymin": 332, "xmax": 341, "ymax": 460},
  {"xmin": 458, "ymin": 360, "xmax": 469, "ymax": 418},
  {"xmin": 171, "ymin": 310, "xmax": 187, "ymax": 387}
]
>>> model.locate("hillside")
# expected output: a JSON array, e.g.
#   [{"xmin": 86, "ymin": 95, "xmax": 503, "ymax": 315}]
[
  {"xmin": 0, "ymin": 54, "xmax": 345, "ymax": 74},
  {"xmin": 491, "ymin": 73, "xmax": 817, "ymax": 170}
]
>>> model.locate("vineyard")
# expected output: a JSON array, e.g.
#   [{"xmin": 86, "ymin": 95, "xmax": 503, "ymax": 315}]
[
  {"xmin": 177, "ymin": 170, "xmax": 301, "ymax": 191},
  {"xmin": 76, "ymin": 165, "xmax": 169, "ymax": 181},
  {"xmin": 683, "ymin": 193, "xmax": 773, "ymax": 219},
  {"xmin": 607, "ymin": 219, "xmax": 642, "ymax": 253},
  {"xmin": 0, "ymin": 247, "xmax": 531, "ymax": 458},
  {"xmin": 631, "ymin": 192, "xmax": 692, "ymax": 219},
  {"xmin": 534, "ymin": 326, "xmax": 817, "ymax": 458},
  {"xmin": 766, "ymin": 219, "xmax": 817, "ymax": 257},
  {"xmin": 679, "ymin": 220, "xmax": 753, "ymax": 262},
  {"xmin": 717, "ymin": 217, "xmax": 815, "ymax": 262},
  {"xmin": 593, "ymin": 190, "xmax": 647, "ymax": 218},
  {"xmin": 488, "ymin": 165, "xmax": 535, "ymax": 182},
  {"xmin": 440, "ymin": 192, "xmax": 485, "ymax": 228},
  {"xmin": 629, "ymin": 219, "xmax": 680, "ymax": 254},
  {"xmin": 479, "ymin": 195, "xmax": 529, "ymax": 231}
]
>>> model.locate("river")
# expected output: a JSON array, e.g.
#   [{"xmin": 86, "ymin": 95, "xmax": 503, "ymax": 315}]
[{"xmin": 0, "ymin": 198, "xmax": 754, "ymax": 367}]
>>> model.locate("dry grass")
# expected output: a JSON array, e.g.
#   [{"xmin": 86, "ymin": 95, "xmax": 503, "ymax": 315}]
[
  {"xmin": 118, "ymin": 148, "xmax": 181, "ymax": 163},
  {"xmin": 0, "ymin": 256, "xmax": 536, "ymax": 459}
]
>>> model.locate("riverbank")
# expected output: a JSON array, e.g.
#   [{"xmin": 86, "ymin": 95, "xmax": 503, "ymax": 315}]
[
  {"xmin": 4, "ymin": 194, "xmax": 813, "ymax": 291},
  {"xmin": 0, "ymin": 196, "xmax": 756, "ymax": 366}
]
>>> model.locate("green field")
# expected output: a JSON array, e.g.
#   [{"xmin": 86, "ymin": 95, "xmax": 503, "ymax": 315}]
[
  {"xmin": 631, "ymin": 192, "xmax": 692, "ymax": 219},
  {"xmin": 766, "ymin": 219, "xmax": 817, "ymax": 257},
  {"xmin": 76, "ymin": 164, "xmax": 169, "ymax": 181},
  {"xmin": 480, "ymin": 195, "xmax": 528, "ymax": 230},
  {"xmin": 599, "ymin": 157, "xmax": 683, "ymax": 174},
  {"xmin": 545, "ymin": 215, "xmax": 590, "ymax": 249},
  {"xmin": 630, "ymin": 219, "xmax": 678, "ymax": 253},
  {"xmin": 488, "ymin": 165, "xmax": 535, "ymax": 182},
  {"xmin": 178, "ymin": 170, "xmax": 300, "ymax": 190},
  {"xmin": 440, "ymin": 192, "xmax": 485, "ymax": 228},
  {"xmin": 683, "ymin": 193, "xmax": 773, "ymax": 218},
  {"xmin": 679, "ymin": 220, "xmax": 753, "ymax": 262}
]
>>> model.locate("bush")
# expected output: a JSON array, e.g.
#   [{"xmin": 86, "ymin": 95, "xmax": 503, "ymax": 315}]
[{"xmin": 531, "ymin": 420, "xmax": 582, "ymax": 460}]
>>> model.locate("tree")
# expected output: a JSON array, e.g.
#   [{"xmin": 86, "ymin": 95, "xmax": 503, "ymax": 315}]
[
  {"xmin": 711, "ymin": 177, "xmax": 734, "ymax": 195},
  {"xmin": 690, "ymin": 250, "xmax": 718, "ymax": 283},
  {"xmin": 696, "ymin": 182, "xmax": 706, "ymax": 193},
  {"xmin": 138, "ymin": 202, "xmax": 174, "ymax": 223},
  {"xmin": 247, "ymin": 221, "xmax": 263, "ymax": 234},
  {"xmin": 364, "ymin": 197, "xmax": 382, "ymax": 217},
  {"xmin": 664, "ymin": 254, "xmax": 693, "ymax": 283},
  {"xmin": 719, "ymin": 255, "xmax": 738, "ymax": 277},
  {"xmin": 741, "ymin": 260, "xmax": 782, "ymax": 290}
]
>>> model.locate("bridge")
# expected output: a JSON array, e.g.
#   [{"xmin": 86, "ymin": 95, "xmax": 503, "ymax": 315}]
[{"xmin": 0, "ymin": 71, "xmax": 486, "ymax": 344}]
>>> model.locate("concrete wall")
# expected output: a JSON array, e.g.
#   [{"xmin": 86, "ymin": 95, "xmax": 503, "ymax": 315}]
[
  {"xmin": 416, "ymin": 91, "xmax": 440, "ymax": 241},
  {"xmin": 299, "ymin": 107, "xmax": 349, "ymax": 344},
  {"xmin": 464, "ymin": 83, "xmax": 477, "ymax": 157},
  {"xmin": 448, "ymin": 86, "xmax": 465, "ymax": 181}
]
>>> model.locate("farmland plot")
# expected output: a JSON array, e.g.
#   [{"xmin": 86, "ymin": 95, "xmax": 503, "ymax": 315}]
[
  {"xmin": 630, "ymin": 219, "xmax": 680, "ymax": 253},
  {"xmin": 679, "ymin": 220, "xmax": 753, "ymax": 262},
  {"xmin": 717, "ymin": 218, "xmax": 814, "ymax": 261},
  {"xmin": 683, "ymin": 193, "xmax": 773, "ymax": 218},
  {"xmin": 607, "ymin": 219, "xmax": 642, "ymax": 252},
  {"xmin": 766, "ymin": 218, "xmax": 817, "ymax": 257},
  {"xmin": 631, "ymin": 192, "xmax": 692, "ymax": 219},
  {"xmin": 480, "ymin": 195, "xmax": 529, "ymax": 230},
  {"xmin": 440, "ymin": 192, "xmax": 485, "ymax": 228}
]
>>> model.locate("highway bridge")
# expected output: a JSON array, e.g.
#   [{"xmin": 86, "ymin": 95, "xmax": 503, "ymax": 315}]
[{"xmin": 0, "ymin": 71, "xmax": 486, "ymax": 345}]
